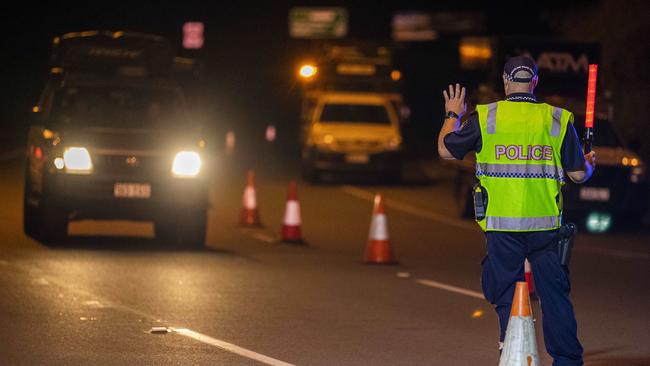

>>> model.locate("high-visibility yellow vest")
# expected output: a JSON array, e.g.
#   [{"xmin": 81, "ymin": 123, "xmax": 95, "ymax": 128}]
[{"xmin": 475, "ymin": 101, "xmax": 573, "ymax": 231}]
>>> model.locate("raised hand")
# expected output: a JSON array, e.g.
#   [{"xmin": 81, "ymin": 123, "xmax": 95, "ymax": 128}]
[{"xmin": 442, "ymin": 83, "xmax": 467, "ymax": 118}]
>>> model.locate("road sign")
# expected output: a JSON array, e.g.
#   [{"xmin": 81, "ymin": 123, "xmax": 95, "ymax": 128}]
[
  {"xmin": 392, "ymin": 12, "xmax": 437, "ymax": 41},
  {"xmin": 289, "ymin": 7, "xmax": 348, "ymax": 39},
  {"xmin": 183, "ymin": 22, "xmax": 204, "ymax": 49}
]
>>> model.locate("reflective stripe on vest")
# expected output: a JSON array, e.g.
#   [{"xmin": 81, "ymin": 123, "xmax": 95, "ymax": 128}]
[
  {"xmin": 486, "ymin": 102, "xmax": 498, "ymax": 134},
  {"xmin": 476, "ymin": 163, "xmax": 565, "ymax": 183},
  {"xmin": 487, "ymin": 103, "xmax": 563, "ymax": 137},
  {"xmin": 551, "ymin": 107, "xmax": 562, "ymax": 137},
  {"xmin": 486, "ymin": 216, "xmax": 560, "ymax": 231}
]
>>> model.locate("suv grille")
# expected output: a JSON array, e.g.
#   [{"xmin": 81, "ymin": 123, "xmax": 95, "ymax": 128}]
[
  {"xmin": 335, "ymin": 139, "xmax": 382, "ymax": 150},
  {"xmin": 94, "ymin": 154, "xmax": 169, "ymax": 176}
]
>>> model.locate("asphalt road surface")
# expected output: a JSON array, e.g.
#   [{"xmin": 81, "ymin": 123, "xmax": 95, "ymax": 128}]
[{"xmin": 0, "ymin": 141, "xmax": 649, "ymax": 366}]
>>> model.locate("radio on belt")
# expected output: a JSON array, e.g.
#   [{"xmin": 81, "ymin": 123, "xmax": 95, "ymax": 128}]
[{"xmin": 472, "ymin": 184, "xmax": 488, "ymax": 221}]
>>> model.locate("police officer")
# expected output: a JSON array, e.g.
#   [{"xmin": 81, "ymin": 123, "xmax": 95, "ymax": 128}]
[{"xmin": 437, "ymin": 56, "xmax": 596, "ymax": 366}]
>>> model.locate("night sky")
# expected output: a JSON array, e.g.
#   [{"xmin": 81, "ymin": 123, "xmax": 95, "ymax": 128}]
[{"xmin": 4, "ymin": 0, "xmax": 645, "ymax": 157}]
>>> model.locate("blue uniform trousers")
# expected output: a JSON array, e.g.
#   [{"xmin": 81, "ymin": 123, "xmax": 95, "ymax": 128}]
[{"xmin": 481, "ymin": 230, "xmax": 583, "ymax": 366}]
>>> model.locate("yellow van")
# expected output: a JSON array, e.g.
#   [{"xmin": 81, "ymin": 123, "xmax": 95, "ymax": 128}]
[{"xmin": 301, "ymin": 92, "xmax": 402, "ymax": 182}]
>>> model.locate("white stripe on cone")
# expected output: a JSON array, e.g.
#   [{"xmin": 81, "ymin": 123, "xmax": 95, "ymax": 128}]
[
  {"xmin": 283, "ymin": 201, "xmax": 301, "ymax": 226},
  {"xmin": 369, "ymin": 214, "xmax": 388, "ymax": 241},
  {"xmin": 243, "ymin": 187, "xmax": 256, "ymax": 209},
  {"xmin": 498, "ymin": 316, "xmax": 540, "ymax": 366}
]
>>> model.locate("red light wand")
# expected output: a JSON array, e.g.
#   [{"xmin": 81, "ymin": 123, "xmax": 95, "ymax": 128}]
[{"xmin": 584, "ymin": 64, "xmax": 598, "ymax": 154}]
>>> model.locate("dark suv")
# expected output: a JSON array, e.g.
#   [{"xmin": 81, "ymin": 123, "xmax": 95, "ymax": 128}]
[{"xmin": 24, "ymin": 31, "xmax": 210, "ymax": 246}]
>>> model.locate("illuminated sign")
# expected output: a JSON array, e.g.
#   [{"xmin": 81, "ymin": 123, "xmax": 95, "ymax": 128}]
[
  {"xmin": 459, "ymin": 37, "xmax": 492, "ymax": 69},
  {"xmin": 183, "ymin": 22, "xmax": 204, "ymax": 49},
  {"xmin": 535, "ymin": 52, "xmax": 590, "ymax": 73},
  {"xmin": 289, "ymin": 7, "xmax": 348, "ymax": 39},
  {"xmin": 392, "ymin": 12, "xmax": 437, "ymax": 41}
]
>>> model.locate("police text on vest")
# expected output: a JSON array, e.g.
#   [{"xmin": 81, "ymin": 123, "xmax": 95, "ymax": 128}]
[{"xmin": 495, "ymin": 145, "xmax": 553, "ymax": 161}]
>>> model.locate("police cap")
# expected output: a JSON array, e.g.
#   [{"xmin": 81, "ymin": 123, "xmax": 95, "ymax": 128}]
[{"xmin": 504, "ymin": 56, "xmax": 538, "ymax": 83}]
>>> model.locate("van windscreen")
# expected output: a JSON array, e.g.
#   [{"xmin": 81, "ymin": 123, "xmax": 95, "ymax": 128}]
[{"xmin": 319, "ymin": 104, "xmax": 390, "ymax": 124}]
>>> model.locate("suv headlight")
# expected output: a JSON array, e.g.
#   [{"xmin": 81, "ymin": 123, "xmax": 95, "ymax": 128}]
[
  {"xmin": 63, "ymin": 147, "xmax": 93, "ymax": 173},
  {"xmin": 172, "ymin": 151, "xmax": 202, "ymax": 177}
]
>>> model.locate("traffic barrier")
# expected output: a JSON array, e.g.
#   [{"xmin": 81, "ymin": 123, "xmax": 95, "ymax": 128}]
[
  {"xmin": 524, "ymin": 259, "xmax": 537, "ymax": 300},
  {"xmin": 364, "ymin": 194, "xmax": 397, "ymax": 264},
  {"xmin": 498, "ymin": 282, "xmax": 540, "ymax": 366},
  {"xmin": 240, "ymin": 170, "xmax": 261, "ymax": 226},
  {"xmin": 281, "ymin": 180, "xmax": 304, "ymax": 244}
]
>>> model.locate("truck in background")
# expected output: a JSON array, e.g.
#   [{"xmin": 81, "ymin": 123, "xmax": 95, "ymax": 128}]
[{"xmin": 296, "ymin": 42, "xmax": 408, "ymax": 182}]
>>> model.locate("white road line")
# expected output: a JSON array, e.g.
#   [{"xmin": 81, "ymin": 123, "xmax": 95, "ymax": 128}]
[
  {"xmin": 11, "ymin": 262, "xmax": 295, "ymax": 365},
  {"xmin": 415, "ymin": 279, "xmax": 485, "ymax": 300},
  {"xmin": 171, "ymin": 328, "xmax": 295, "ymax": 366},
  {"xmin": 575, "ymin": 245, "xmax": 650, "ymax": 261},
  {"xmin": 250, "ymin": 232, "xmax": 276, "ymax": 243},
  {"xmin": 339, "ymin": 185, "xmax": 476, "ymax": 230}
]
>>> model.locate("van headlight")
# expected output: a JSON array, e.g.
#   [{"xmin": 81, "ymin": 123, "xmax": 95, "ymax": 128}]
[
  {"xmin": 172, "ymin": 151, "xmax": 202, "ymax": 177},
  {"xmin": 63, "ymin": 147, "xmax": 93, "ymax": 173}
]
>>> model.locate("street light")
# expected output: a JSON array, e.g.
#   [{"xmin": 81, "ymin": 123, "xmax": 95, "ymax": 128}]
[{"xmin": 299, "ymin": 64, "xmax": 317, "ymax": 79}]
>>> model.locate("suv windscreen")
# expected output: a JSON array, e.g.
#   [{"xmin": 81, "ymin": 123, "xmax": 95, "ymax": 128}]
[
  {"xmin": 574, "ymin": 117, "xmax": 623, "ymax": 148},
  {"xmin": 50, "ymin": 86, "xmax": 186, "ymax": 128},
  {"xmin": 319, "ymin": 103, "xmax": 391, "ymax": 124}
]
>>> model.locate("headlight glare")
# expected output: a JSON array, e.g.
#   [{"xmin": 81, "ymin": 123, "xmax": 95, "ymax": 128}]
[
  {"xmin": 323, "ymin": 134, "xmax": 335, "ymax": 144},
  {"xmin": 314, "ymin": 134, "xmax": 334, "ymax": 148},
  {"xmin": 63, "ymin": 147, "xmax": 93, "ymax": 173},
  {"xmin": 54, "ymin": 157, "xmax": 65, "ymax": 170},
  {"xmin": 172, "ymin": 151, "xmax": 201, "ymax": 177}
]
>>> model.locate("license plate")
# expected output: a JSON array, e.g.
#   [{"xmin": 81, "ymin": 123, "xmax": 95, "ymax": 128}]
[
  {"xmin": 114, "ymin": 183, "xmax": 151, "ymax": 199},
  {"xmin": 345, "ymin": 153, "xmax": 370, "ymax": 164},
  {"xmin": 579, "ymin": 187, "xmax": 610, "ymax": 202}
]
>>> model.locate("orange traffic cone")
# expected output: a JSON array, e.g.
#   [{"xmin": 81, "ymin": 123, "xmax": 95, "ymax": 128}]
[
  {"xmin": 498, "ymin": 282, "xmax": 540, "ymax": 366},
  {"xmin": 240, "ymin": 170, "xmax": 261, "ymax": 226},
  {"xmin": 364, "ymin": 194, "xmax": 397, "ymax": 264},
  {"xmin": 524, "ymin": 259, "xmax": 538, "ymax": 300},
  {"xmin": 281, "ymin": 180, "xmax": 304, "ymax": 244}
]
